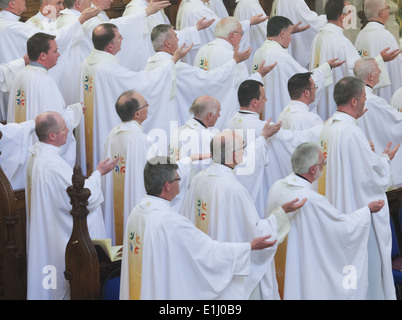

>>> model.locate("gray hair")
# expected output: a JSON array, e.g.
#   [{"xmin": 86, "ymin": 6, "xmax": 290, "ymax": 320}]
[
  {"xmin": 144, "ymin": 156, "xmax": 178, "ymax": 196},
  {"xmin": 353, "ymin": 57, "xmax": 377, "ymax": 81},
  {"xmin": 364, "ymin": 0, "xmax": 387, "ymax": 20},
  {"xmin": 333, "ymin": 76, "xmax": 365, "ymax": 106},
  {"xmin": 151, "ymin": 24, "xmax": 174, "ymax": 52},
  {"xmin": 291, "ymin": 142, "xmax": 321, "ymax": 175},
  {"xmin": 189, "ymin": 96, "xmax": 219, "ymax": 119},
  {"xmin": 214, "ymin": 17, "xmax": 241, "ymax": 38},
  {"xmin": 0, "ymin": 0, "xmax": 12, "ymax": 10}
]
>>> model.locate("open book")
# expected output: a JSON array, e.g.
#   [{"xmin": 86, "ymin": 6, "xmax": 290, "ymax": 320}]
[{"xmin": 93, "ymin": 239, "xmax": 123, "ymax": 262}]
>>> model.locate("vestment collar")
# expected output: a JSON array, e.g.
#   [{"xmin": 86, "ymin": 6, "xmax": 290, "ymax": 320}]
[
  {"xmin": 285, "ymin": 172, "xmax": 313, "ymax": 190},
  {"xmin": 0, "ymin": 10, "xmax": 21, "ymax": 21}
]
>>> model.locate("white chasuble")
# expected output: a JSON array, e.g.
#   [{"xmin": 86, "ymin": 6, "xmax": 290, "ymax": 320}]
[
  {"xmin": 193, "ymin": 38, "xmax": 262, "ymax": 129},
  {"xmin": 26, "ymin": 142, "xmax": 106, "ymax": 300},
  {"xmin": 319, "ymin": 111, "xmax": 395, "ymax": 300},
  {"xmin": 180, "ymin": 163, "xmax": 289, "ymax": 299},
  {"xmin": 252, "ymin": 39, "xmax": 331, "ymax": 122},
  {"xmin": 119, "ymin": 195, "xmax": 252, "ymax": 300},
  {"xmin": 310, "ymin": 22, "xmax": 390, "ymax": 120},
  {"xmin": 102, "ymin": 120, "xmax": 157, "ymax": 245},
  {"xmin": 226, "ymin": 110, "xmax": 323, "ymax": 217},
  {"xmin": 278, "ymin": 100, "xmax": 324, "ymax": 130},
  {"xmin": 355, "ymin": 22, "xmax": 402, "ymax": 103},
  {"xmin": 270, "ymin": 0, "xmax": 327, "ymax": 69},
  {"xmin": 79, "ymin": 48, "xmax": 174, "ymax": 176},
  {"xmin": 7, "ymin": 65, "xmax": 83, "ymax": 168},
  {"xmin": 266, "ymin": 173, "xmax": 371, "ymax": 300},
  {"xmin": 358, "ymin": 86, "xmax": 402, "ymax": 187},
  {"xmin": 146, "ymin": 50, "xmax": 238, "ymax": 129}
]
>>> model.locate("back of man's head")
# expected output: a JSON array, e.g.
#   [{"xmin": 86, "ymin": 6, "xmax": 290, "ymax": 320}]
[
  {"xmin": 353, "ymin": 57, "xmax": 377, "ymax": 81},
  {"xmin": 325, "ymin": 0, "xmax": 346, "ymax": 21},
  {"xmin": 27, "ymin": 32, "xmax": 56, "ymax": 61},
  {"xmin": 151, "ymin": 24, "xmax": 174, "ymax": 52},
  {"xmin": 237, "ymin": 80, "xmax": 263, "ymax": 107},
  {"xmin": 63, "ymin": 0, "xmax": 77, "ymax": 9},
  {"xmin": 210, "ymin": 130, "xmax": 243, "ymax": 165},
  {"xmin": 35, "ymin": 111, "xmax": 61, "ymax": 143},
  {"xmin": 92, "ymin": 23, "xmax": 117, "ymax": 51},
  {"xmin": 287, "ymin": 72, "xmax": 313, "ymax": 100},
  {"xmin": 267, "ymin": 16, "xmax": 293, "ymax": 38},
  {"xmin": 115, "ymin": 90, "xmax": 140, "ymax": 122},
  {"xmin": 0, "ymin": 0, "xmax": 11, "ymax": 9},
  {"xmin": 291, "ymin": 142, "xmax": 321, "ymax": 175},
  {"xmin": 214, "ymin": 17, "xmax": 241, "ymax": 38},
  {"xmin": 333, "ymin": 76, "xmax": 365, "ymax": 106},
  {"xmin": 364, "ymin": 0, "xmax": 385, "ymax": 20},
  {"xmin": 144, "ymin": 156, "xmax": 178, "ymax": 197},
  {"xmin": 189, "ymin": 95, "xmax": 219, "ymax": 120}
]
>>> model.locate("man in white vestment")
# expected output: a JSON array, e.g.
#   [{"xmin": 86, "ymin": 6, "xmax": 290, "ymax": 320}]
[
  {"xmin": 266, "ymin": 142, "xmax": 386, "ymax": 300},
  {"xmin": 119, "ymin": 156, "xmax": 277, "ymax": 300},
  {"xmin": 233, "ymin": 0, "xmax": 268, "ymax": 70},
  {"xmin": 176, "ymin": 0, "xmax": 267, "ymax": 65},
  {"xmin": 102, "ymin": 90, "xmax": 205, "ymax": 245},
  {"xmin": 7, "ymin": 33, "xmax": 84, "ymax": 168},
  {"xmin": 26, "ymin": 111, "xmax": 118, "ymax": 300},
  {"xmin": 193, "ymin": 17, "xmax": 277, "ymax": 129},
  {"xmin": 0, "ymin": 119, "xmax": 35, "ymax": 190},
  {"xmin": 170, "ymin": 95, "xmax": 221, "ymax": 175},
  {"xmin": 354, "ymin": 57, "xmax": 402, "ymax": 187},
  {"xmin": 123, "ymin": 0, "xmax": 215, "ymax": 71},
  {"xmin": 0, "ymin": 0, "xmax": 100, "ymax": 120},
  {"xmin": 79, "ymin": 23, "xmax": 188, "ymax": 176},
  {"xmin": 227, "ymin": 80, "xmax": 323, "ymax": 217},
  {"xmin": 252, "ymin": 15, "xmax": 342, "ymax": 122},
  {"xmin": 270, "ymin": 0, "xmax": 327, "ymax": 69},
  {"xmin": 310, "ymin": 0, "xmax": 397, "ymax": 120},
  {"xmin": 319, "ymin": 76, "xmax": 399, "ymax": 300},
  {"xmin": 354, "ymin": 0, "xmax": 402, "ymax": 103},
  {"xmin": 181, "ymin": 129, "xmax": 306, "ymax": 299},
  {"xmin": 278, "ymin": 72, "xmax": 324, "ymax": 130},
  {"xmin": 147, "ymin": 23, "xmax": 263, "ymax": 129},
  {"xmin": 26, "ymin": 0, "xmax": 65, "ymax": 31}
]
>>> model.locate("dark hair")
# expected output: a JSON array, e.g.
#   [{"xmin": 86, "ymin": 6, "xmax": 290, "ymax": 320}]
[
  {"xmin": 92, "ymin": 23, "xmax": 118, "ymax": 51},
  {"xmin": 325, "ymin": 0, "xmax": 346, "ymax": 21},
  {"xmin": 63, "ymin": 0, "xmax": 76, "ymax": 9},
  {"xmin": 288, "ymin": 72, "xmax": 313, "ymax": 99},
  {"xmin": 237, "ymin": 80, "xmax": 264, "ymax": 107},
  {"xmin": 267, "ymin": 16, "xmax": 293, "ymax": 37},
  {"xmin": 333, "ymin": 76, "xmax": 365, "ymax": 106},
  {"xmin": 115, "ymin": 90, "xmax": 140, "ymax": 122},
  {"xmin": 27, "ymin": 32, "xmax": 56, "ymax": 61},
  {"xmin": 144, "ymin": 157, "xmax": 178, "ymax": 196}
]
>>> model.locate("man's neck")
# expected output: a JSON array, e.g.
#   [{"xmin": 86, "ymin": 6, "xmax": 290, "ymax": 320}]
[{"xmin": 328, "ymin": 20, "xmax": 344, "ymax": 29}]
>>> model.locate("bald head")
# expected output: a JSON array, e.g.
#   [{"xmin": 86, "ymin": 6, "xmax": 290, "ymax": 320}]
[
  {"xmin": 35, "ymin": 112, "xmax": 65, "ymax": 144},
  {"xmin": 92, "ymin": 23, "xmax": 118, "ymax": 51}
]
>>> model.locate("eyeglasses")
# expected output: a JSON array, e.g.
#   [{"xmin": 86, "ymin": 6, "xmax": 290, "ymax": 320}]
[
  {"xmin": 316, "ymin": 159, "xmax": 327, "ymax": 166},
  {"xmin": 232, "ymin": 31, "xmax": 244, "ymax": 36},
  {"xmin": 137, "ymin": 103, "xmax": 149, "ymax": 111},
  {"xmin": 169, "ymin": 177, "xmax": 181, "ymax": 183},
  {"xmin": 307, "ymin": 85, "xmax": 318, "ymax": 91},
  {"xmin": 234, "ymin": 144, "xmax": 247, "ymax": 152},
  {"xmin": 381, "ymin": 6, "xmax": 390, "ymax": 11}
]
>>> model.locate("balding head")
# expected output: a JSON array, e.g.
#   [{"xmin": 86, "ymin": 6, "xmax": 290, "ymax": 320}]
[
  {"xmin": 211, "ymin": 129, "xmax": 244, "ymax": 168},
  {"xmin": 189, "ymin": 95, "xmax": 221, "ymax": 128},
  {"xmin": 35, "ymin": 111, "xmax": 68, "ymax": 146}
]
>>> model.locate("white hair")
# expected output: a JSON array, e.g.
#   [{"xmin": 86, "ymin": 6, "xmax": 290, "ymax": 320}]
[
  {"xmin": 353, "ymin": 56, "xmax": 377, "ymax": 81},
  {"xmin": 364, "ymin": 0, "xmax": 387, "ymax": 20},
  {"xmin": 0, "ymin": 0, "xmax": 12, "ymax": 9},
  {"xmin": 214, "ymin": 17, "xmax": 241, "ymax": 39},
  {"xmin": 291, "ymin": 142, "xmax": 321, "ymax": 175}
]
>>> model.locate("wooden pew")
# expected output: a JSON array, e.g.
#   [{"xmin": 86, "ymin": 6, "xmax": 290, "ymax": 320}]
[
  {"xmin": 64, "ymin": 166, "xmax": 121, "ymax": 300},
  {"xmin": 0, "ymin": 164, "xmax": 27, "ymax": 300}
]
